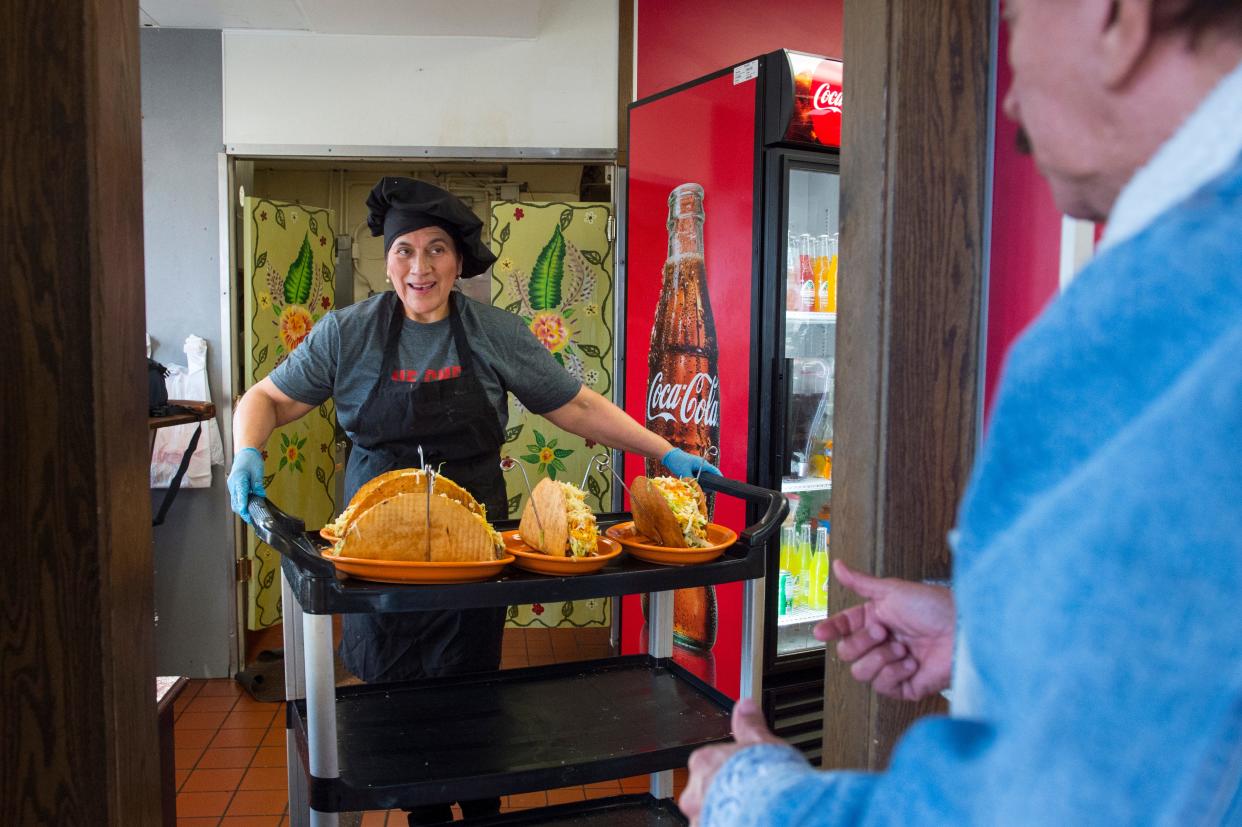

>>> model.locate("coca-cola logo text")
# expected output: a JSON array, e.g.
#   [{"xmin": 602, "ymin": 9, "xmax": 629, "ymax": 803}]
[
  {"xmin": 812, "ymin": 83, "xmax": 843, "ymax": 113},
  {"xmin": 647, "ymin": 371, "xmax": 720, "ymax": 427}
]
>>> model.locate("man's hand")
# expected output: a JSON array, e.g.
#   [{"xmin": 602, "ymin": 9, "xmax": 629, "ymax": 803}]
[
  {"xmin": 814, "ymin": 560, "xmax": 956, "ymax": 701},
  {"xmin": 679, "ymin": 698, "xmax": 781, "ymax": 825}
]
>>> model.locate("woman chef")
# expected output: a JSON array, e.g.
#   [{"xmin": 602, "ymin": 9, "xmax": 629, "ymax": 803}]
[{"xmin": 226, "ymin": 177, "xmax": 717, "ymax": 822}]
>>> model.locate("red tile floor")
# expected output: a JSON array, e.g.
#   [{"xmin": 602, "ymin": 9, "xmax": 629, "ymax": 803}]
[{"xmin": 172, "ymin": 627, "xmax": 688, "ymax": 826}]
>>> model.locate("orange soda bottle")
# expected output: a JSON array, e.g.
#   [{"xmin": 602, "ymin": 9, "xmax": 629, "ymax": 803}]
[{"xmin": 824, "ymin": 234, "xmax": 839, "ymax": 313}]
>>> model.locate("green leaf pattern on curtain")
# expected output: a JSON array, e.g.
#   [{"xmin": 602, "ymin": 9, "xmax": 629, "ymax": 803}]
[
  {"xmin": 491, "ymin": 200, "xmax": 614, "ymax": 630},
  {"xmin": 243, "ymin": 197, "xmax": 337, "ymax": 630}
]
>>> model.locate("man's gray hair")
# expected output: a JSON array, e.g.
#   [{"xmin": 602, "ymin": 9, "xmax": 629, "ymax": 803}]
[{"xmin": 1154, "ymin": 0, "xmax": 1242, "ymax": 39}]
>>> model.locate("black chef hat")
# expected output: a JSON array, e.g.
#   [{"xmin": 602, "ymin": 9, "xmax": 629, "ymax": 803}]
[{"xmin": 366, "ymin": 176, "xmax": 497, "ymax": 278}]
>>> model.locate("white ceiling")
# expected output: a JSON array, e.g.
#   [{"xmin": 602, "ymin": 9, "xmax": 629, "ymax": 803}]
[{"xmin": 138, "ymin": 0, "xmax": 543, "ymax": 38}]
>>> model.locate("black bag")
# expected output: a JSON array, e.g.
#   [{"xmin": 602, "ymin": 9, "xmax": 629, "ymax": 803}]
[{"xmin": 148, "ymin": 358, "xmax": 170, "ymax": 416}]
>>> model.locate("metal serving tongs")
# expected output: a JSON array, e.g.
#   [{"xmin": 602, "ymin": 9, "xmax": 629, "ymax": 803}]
[
  {"xmin": 694, "ymin": 445, "xmax": 720, "ymax": 483},
  {"xmin": 418, "ymin": 445, "xmax": 445, "ymax": 560},
  {"xmin": 501, "ymin": 456, "xmax": 545, "ymax": 547},
  {"xmin": 589, "ymin": 452, "xmax": 631, "ymax": 500}
]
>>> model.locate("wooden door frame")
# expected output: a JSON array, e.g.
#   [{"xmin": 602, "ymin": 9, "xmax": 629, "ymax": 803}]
[
  {"xmin": 826, "ymin": 0, "xmax": 993, "ymax": 768},
  {"xmin": 3, "ymin": 0, "xmax": 161, "ymax": 822}
]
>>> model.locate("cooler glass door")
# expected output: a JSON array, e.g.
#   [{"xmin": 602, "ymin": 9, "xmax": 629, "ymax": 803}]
[
  {"xmin": 774, "ymin": 160, "xmax": 839, "ymax": 660},
  {"xmin": 621, "ymin": 65, "xmax": 762, "ymax": 700}
]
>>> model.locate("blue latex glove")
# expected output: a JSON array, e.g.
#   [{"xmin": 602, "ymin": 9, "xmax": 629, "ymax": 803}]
[
  {"xmin": 662, "ymin": 448, "xmax": 722, "ymax": 479},
  {"xmin": 227, "ymin": 447, "xmax": 266, "ymax": 524}
]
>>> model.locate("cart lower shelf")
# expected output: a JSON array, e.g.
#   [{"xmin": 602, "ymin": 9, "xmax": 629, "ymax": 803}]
[
  {"xmin": 462, "ymin": 793, "xmax": 687, "ymax": 825},
  {"xmin": 289, "ymin": 655, "xmax": 732, "ymax": 813}
]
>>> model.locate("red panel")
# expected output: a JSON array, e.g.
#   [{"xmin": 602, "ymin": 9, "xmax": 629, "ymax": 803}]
[
  {"xmin": 621, "ymin": 72, "xmax": 759, "ymax": 700},
  {"xmin": 637, "ymin": 0, "xmax": 843, "ymax": 99},
  {"xmin": 986, "ymin": 22, "xmax": 1061, "ymax": 419}
]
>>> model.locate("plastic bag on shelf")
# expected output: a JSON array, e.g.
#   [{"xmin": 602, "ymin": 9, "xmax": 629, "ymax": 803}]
[{"xmin": 150, "ymin": 335, "xmax": 224, "ymax": 488}]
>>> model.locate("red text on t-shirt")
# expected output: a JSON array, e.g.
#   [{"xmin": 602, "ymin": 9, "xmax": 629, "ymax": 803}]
[{"xmin": 391, "ymin": 365, "xmax": 462, "ymax": 383}]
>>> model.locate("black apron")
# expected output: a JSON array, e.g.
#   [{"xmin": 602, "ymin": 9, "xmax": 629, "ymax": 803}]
[{"xmin": 339, "ymin": 292, "xmax": 508, "ymax": 683}]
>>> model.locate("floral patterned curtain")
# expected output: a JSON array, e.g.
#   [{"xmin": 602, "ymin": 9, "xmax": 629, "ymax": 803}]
[{"xmin": 242, "ymin": 198, "xmax": 338, "ymax": 629}]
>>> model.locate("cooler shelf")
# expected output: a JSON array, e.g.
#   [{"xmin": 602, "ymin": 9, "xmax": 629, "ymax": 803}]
[
  {"xmin": 290, "ymin": 655, "xmax": 731, "ymax": 814},
  {"xmin": 781, "ymin": 477, "xmax": 832, "ymax": 493},
  {"xmin": 777, "ymin": 604, "xmax": 827, "ymax": 628},
  {"xmin": 786, "ymin": 311, "xmax": 837, "ymax": 324},
  {"xmin": 463, "ymin": 793, "xmax": 687, "ymax": 825}
]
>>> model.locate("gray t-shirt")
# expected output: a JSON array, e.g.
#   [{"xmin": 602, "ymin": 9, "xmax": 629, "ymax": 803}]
[{"xmin": 269, "ymin": 292, "xmax": 581, "ymax": 440}]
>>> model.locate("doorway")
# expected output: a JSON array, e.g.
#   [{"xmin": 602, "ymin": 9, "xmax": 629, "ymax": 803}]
[{"xmin": 220, "ymin": 156, "xmax": 618, "ymax": 670}]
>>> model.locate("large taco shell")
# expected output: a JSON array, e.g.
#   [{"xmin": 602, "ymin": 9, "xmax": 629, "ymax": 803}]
[
  {"xmin": 631, "ymin": 476, "xmax": 709, "ymax": 549},
  {"xmin": 518, "ymin": 479, "xmax": 598, "ymax": 557},
  {"xmin": 325, "ymin": 468, "xmax": 488, "ymax": 538},
  {"xmin": 631, "ymin": 476, "xmax": 686, "ymax": 548},
  {"xmin": 333, "ymin": 490, "xmax": 501, "ymax": 562},
  {"xmin": 519, "ymin": 478, "xmax": 569, "ymax": 556}
]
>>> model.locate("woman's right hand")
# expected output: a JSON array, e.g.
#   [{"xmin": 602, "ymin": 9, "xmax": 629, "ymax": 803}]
[
  {"xmin": 814, "ymin": 559, "xmax": 956, "ymax": 701},
  {"xmin": 226, "ymin": 447, "xmax": 266, "ymax": 524},
  {"xmin": 228, "ymin": 378, "xmax": 314, "ymax": 524}
]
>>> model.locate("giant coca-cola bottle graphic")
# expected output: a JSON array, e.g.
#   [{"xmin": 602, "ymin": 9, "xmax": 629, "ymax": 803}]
[
  {"xmin": 644, "ymin": 182, "xmax": 720, "ymax": 653},
  {"xmin": 645, "ymin": 183, "xmax": 720, "ymax": 485}
]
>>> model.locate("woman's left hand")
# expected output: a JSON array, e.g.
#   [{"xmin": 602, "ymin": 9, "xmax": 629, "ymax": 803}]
[
  {"xmin": 662, "ymin": 448, "xmax": 721, "ymax": 479},
  {"xmin": 679, "ymin": 698, "xmax": 782, "ymax": 825}
]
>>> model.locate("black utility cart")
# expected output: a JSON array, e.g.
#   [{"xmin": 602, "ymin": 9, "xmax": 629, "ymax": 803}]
[{"xmin": 250, "ymin": 474, "xmax": 786, "ymax": 826}]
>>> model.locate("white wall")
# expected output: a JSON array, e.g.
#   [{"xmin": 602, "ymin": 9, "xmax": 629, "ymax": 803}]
[
  {"xmin": 223, "ymin": 0, "xmax": 618, "ymax": 149},
  {"xmin": 143, "ymin": 28, "xmax": 236, "ymax": 678}
]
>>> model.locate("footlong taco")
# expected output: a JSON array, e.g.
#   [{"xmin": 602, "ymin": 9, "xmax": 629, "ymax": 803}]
[
  {"xmin": 519, "ymin": 478, "xmax": 600, "ymax": 557},
  {"xmin": 326, "ymin": 469, "xmax": 503, "ymax": 562},
  {"xmin": 630, "ymin": 476, "xmax": 709, "ymax": 549},
  {"xmin": 323, "ymin": 468, "xmax": 487, "ymax": 540}
]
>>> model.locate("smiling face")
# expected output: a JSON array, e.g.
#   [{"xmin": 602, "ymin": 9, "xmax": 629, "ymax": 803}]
[{"xmin": 386, "ymin": 226, "xmax": 463, "ymax": 323}]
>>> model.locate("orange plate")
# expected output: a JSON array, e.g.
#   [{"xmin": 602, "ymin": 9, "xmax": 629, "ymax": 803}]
[
  {"xmin": 324, "ymin": 553, "xmax": 514, "ymax": 584},
  {"xmin": 501, "ymin": 530, "xmax": 623, "ymax": 576},
  {"xmin": 603, "ymin": 522, "xmax": 738, "ymax": 566}
]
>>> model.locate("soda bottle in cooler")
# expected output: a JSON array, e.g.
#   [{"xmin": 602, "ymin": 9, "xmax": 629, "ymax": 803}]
[
  {"xmin": 778, "ymin": 524, "xmax": 797, "ymax": 616},
  {"xmin": 796, "ymin": 523, "xmax": 813, "ymax": 608},
  {"xmin": 786, "ymin": 233, "xmax": 801, "ymax": 311},
  {"xmin": 779, "ymin": 524, "xmax": 796, "ymax": 575},
  {"xmin": 813, "ymin": 235, "xmax": 831, "ymax": 313},
  {"xmin": 825, "ymin": 233, "xmax": 839, "ymax": 313},
  {"xmin": 797, "ymin": 234, "xmax": 816, "ymax": 312},
  {"xmin": 645, "ymin": 182, "xmax": 721, "ymax": 653},
  {"xmin": 810, "ymin": 525, "xmax": 830, "ymax": 610}
]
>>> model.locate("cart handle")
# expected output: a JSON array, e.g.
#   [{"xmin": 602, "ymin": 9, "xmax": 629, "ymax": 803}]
[
  {"xmin": 247, "ymin": 495, "xmax": 336, "ymax": 578},
  {"xmin": 697, "ymin": 474, "xmax": 789, "ymax": 548}
]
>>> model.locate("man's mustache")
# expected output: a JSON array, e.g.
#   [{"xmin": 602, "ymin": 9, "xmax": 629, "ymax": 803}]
[{"xmin": 1015, "ymin": 126, "xmax": 1033, "ymax": 156}]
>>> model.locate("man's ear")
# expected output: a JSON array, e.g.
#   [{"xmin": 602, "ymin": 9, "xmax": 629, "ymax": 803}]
[{"xmin": 1100, "ymin": 0, "xmax": 1155, "ymax": 87}]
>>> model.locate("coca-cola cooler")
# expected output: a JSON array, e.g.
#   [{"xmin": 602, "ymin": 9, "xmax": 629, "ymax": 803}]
[{"xmin": 620, "ymin": 50, "xmax": 842, "ymax": 762}]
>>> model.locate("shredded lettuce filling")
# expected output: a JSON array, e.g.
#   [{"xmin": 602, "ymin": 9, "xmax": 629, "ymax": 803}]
[
  {"xmin": 651, "ymin": 478, "xmax": 709, "ymax": 548},
  {"xmin": 558, "ymin": 482, "xmax": 599, "ymax": 557}
]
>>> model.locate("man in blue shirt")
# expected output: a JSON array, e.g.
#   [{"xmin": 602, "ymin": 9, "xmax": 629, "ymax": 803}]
[{"xmin": 681, "ymin": 1, "xmax": 1242, "ymax": 823}]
